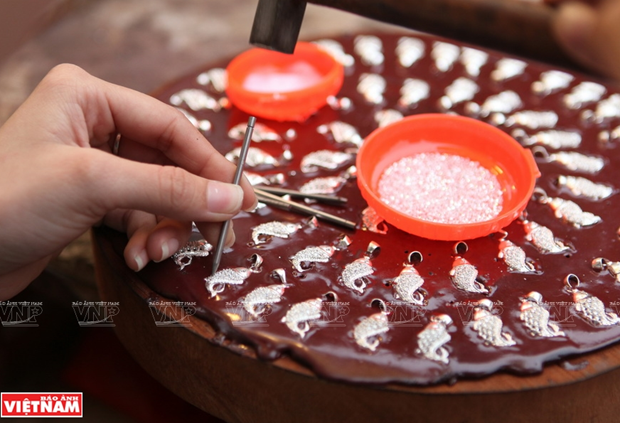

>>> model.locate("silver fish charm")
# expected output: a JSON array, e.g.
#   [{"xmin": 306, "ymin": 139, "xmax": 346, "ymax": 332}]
[
  {"xmin": 361, "ymin": 207, "xmax": 388, "ymax": 234},
  {"xmin": 498, "ymin": 239, "xmax": 535, "ymax": 273},
  {"xmin": 316, "ymin": 121, "xmax": 363, "ymax": 147},
  {"xmin": 592, "ymin": 258, "xmax": 620, "ymax": 283},
  {"xmin": 431, "ymin": 41, "xmax": 460, "ymax": 72},
  {"xmin": 252, "ymin": 221, "xmax": 301, "ymax": 245},
  {"xmin": 564, "ymin": 81, "xmax": 606, "ymax": 109},
  {"xmin": 358, "ymin": 73, "xmax": 386, "ymax": 104},
  {"xmin": 547, "ymin": 151, "xmax": 604, "ymax": 174},
  {"xmin": 243, "ymin": 171, "xmax": 285, "ymax": 186},
  {"xmin": 313, "ymin": 39, "xmax": 354, "ymax": 67},
  {"xmin": 490, "ymin": 58, "xmax": 527, "ymax": 82},
  {"xmin": 504, "ymin": 111, "xmax": 558, "ymax": 129},
  {"xmin": 196, "ymin": 68, "xmax": 227, "ymax": 92},
  {"xmin": 472, "ymin": 299, "xmax": 516, "ymax": 347},
  {"xmin": 300, "ymin": 150, "xmax": 353, "ymax": 173},
  {"xmin": 449, "ymin": 257, "xmax": 489, "ymax": 294},
  {"xmin": 299, "ymin": 176, "xmax": 346, "ymax": 195},
  {"xmin": 531, "ymin": 70, "xmax": 573, "ymax": 96},
  {"xmin": 242, "ymin": 284, "xmax": 287, "ymax": 318},
  {"xmin": 169, "ymin": 88, "xmax": 221, "ymax": 112},
  {"xmin": 354, "ymin": 312, "xmax": 389, "ymax": 351},
  {"xmin": 583, "ymin": 93, "xmax": 620, "ymax": 123},
  {"xmin": 416, "ymin": 314, "xmax": 452, "ymax": 363},
  {"xmin": 514, "ymin": 129, "xmax": 582, "ymax": 149},
  {"xmin": 226, "ymin": 147, "xmax": 279, "ymax": 168},
  {"xmin": 375, "ymin": 109, "xmax": 404, "ymax": 128},
  {"xmin": 477, "ymin": 91, "xmax": 522, "ymax": 116},
  {"xmin": 396, "ymin": 36, "xmax": 425, "ymax": 67},
  {"xmin": 354, "ymin": 35, "xmax": 384, "ymax": 66},
  {"xmin": 398, "ymin": 78, "xmax": 430, "ymax": 108},
  {"xmin": 460, "ymin": 47, "xmax": 488, "ymax": 77},
  {"xmin": 523, "ymin": 221, "xmax": 570, "ymax": 254},
  {"xmin": 341, "ymin": 257, "xmax": 374, "ymax": 294},
  {"xmin": 572, "ymin": 289, "xmax": 620, "ymax": 327},
  {"xmin": 172, "ymin": 239, "xmax": 212, "ymax": 270},
  {"xmin": 205, "ymin": 267, "xmax": 253, "ymax": 298},
  {"xmin": 440, "ymin": 77, "xmax": 479, "ymax": 109},
  {"xmin": 392, "ymin": 265, "xmax": 425, "ymax": 305},
  {"xmin": 557, "ymin": 175, "xmax": 613, "ymax": 200},
  {"xmin": 540, "ymin": 195, "xmax": 602, "ymax": 227},
  {"xmin": 175, "ymin": 108, "xmax": 211, "ymax": 132},
  {"xmin": 520, "ymin": 291, "xmax": 565, "ymax": 338},
  {"xmin": 228, "ymin": 122, "xmax": 280, "ymax": 142},
  {"xmin": 290, "ymin": 245, "xmax": 335, "ymax": 272},
  {"xmin": 281, "ymin": 298, "xmax": 323, "ymax": 338}
]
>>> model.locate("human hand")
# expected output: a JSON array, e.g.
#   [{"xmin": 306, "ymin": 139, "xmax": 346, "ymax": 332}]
[{"xmin": 0, "ymin": 64, "xmax": 257, "ymax": 299}]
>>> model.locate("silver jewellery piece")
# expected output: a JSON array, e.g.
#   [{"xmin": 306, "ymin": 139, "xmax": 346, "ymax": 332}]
[
  {"xmin": 313, "ymin": 39, "xmax": 354, "ymax": 67},
  {"xmin": 300, "ymin": 176, "xmax": 347, "ymax": 195},
  {"xmin": 501, "ymin": 111, "xmax": 559, "ymax": 129},
  {"xmin": 582, "ymin": 93, "xmax": 620, "ymax": 123},
  {"xmin": 520, "ymin": 291, "xmax": 566, "ymax": 338},
  {"xmin": 375, "ymin": 109, "xmax": 404, "ymax": 128},
  {"xmin": 564, "ymin": 81, "xmax": 606, "ymax": 109},
  {"xmin": 513, "ymin": 129, "xmax": 582, "ymax": 149},
  {"xmin": 341, "ymin": 165, "xmax": 357, "ymax": 180},
  {"xmin": 316, "ymin": 121, "xmax": 363, "ymax": 148},
  {"xmin": 196, "ymin": 68, "xmax": 227, "ymax": 92},
  {"xmin": 225, "ymin": 147, "xmax": 279, "ymax": 168},
  {"xmin": 366, "ymin": 241, "xmax": 381, "ymax": 257},
  {"xmin": 392, "ymin": 265, "xmax": 425, "ymax": 305},
  {"xmin": 354, "ymin": 312, "xmax": 389, "ymax": 351},
  {"xmin": 252, "ymin": 221, "xmax": 301, "ymax": 245},
  {"xmin": 531, "ymin": 70, "xmax": 574, "ymax": 96},
  {"xmin": 460, "ymin": 47, "xmax": 488, "ymax": 77},
  {"xmin": 498, "ymin": 239, "xmax": 535, "ymax": 273},
  {"xmin": 172, "ymin": 239, "xmax": 213, "ymax": 271},
  {"xmin": 243, "ymin": 171, "xmax": 285, "ymax": 186},
  {"xmin": 335, "ymin": 233, "xmax": 352, "ymax": 250},
  {"xmin": 204, "ymin": 267, "xmax": 253, "ymax": 298},
  {"xmin": 176, "ymin": 108, "xmax": 212, "ymax": 132},
  {"xmin": 591, "ymin": 258, "xmax": 620, "ymax": 283},
  {"xmin": 431, "ymin": 41, "xmax": 460, "ymax": 72},
  {"xmin": 557, "ymin": 175, "xmax": 614, "ymax": 201},
  {"xmin": 396, "ymin": 36, "xmax": 425, "ymax": 67},
  {"xmin": 281, "ymin": 298, "xmax": 323, "ymax": 338},
  {"xmin": 228, "ymin": 122, "xmax": 280, "ymax": 143},
  {"xmin": 449, "ymin": 256, "xmax": 489, "ymax": 294},
  {"xmin": 440, "ymin": 77, "xmax": 479, "ymax": 110},
  {"xmin": 341, "ymin": 256, "xmax": 374, "ymax": 294},
  {"xmin": 361, "ymin": 207, "xmax": 388, "ymax": 234},
  {"xmin": 326, "ymin": 95, "xmax": 352, "ymax": 111},
  {"xmin": 490, "ymin": 57, "xmax": 527, "ymax": 82},
  {"xmin": 535, "ymin": 188, "xmax": 601, "ymax": 228},
  {"xmin": 472, "ymin": 299, "xmax": 516, "ymax": 347},
  {"xmin": 468, "ymin": 90, "xmax": 522, "ymax": 117},
  {"xmin": 169, "ymin": 88, "xmax": 222, "ymax": 112},
  {"xmin": 357, "ymin": 73, "xmax": 386, "ymax": 104},
  {"xmin": 354, "ymin": 35, "xmax": 384, "ymax": 67},
  {"xmin": 398, "ymin": 78, "xmax": 430, "ymax": 108},
  {"xmin": 285, "ymin": 128, "xmax": 297, "ymax": 141},
  {"xmin": 300, "ymin": 150, "xmax": 353, "ymax": 173},
  {"xmin": 534, "ymin": 148, "xmax": 605, "ymax": 174},
  {"xmin": 290, "ymin": 245, "xmax": 335, "ymax": 272},
  {"xmin": 112, "ymin": 133, "xmax": 121, "ymax": 156},
  {"xmin": 523, "ymin": 220, "xmax": 570, "ymax": 254},
  {"xmin": 417, "ymin": 314, "xmax": 452, "ymax": 363},
  {"xmin": 565, "ymin": 274, "xmax": 620, "ymax": 327},
  {"xmin": 242, "ymin": 284, "xmax": 288, "ymax": 318}
]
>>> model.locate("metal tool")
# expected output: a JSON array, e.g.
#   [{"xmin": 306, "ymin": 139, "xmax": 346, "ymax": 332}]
[
  {"xmin": 212, "ymin": 116, "xmax": 256, "ymax": 275},
  {"xmin": 254, "ymin": 185, "xmax": 347, "ymax": 206}
]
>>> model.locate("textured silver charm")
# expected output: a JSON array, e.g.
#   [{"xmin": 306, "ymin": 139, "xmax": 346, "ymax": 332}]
[
  {"xmin": 361, "ymin": 207, "xmax": 388, "ymax": 234},
  {"xmin": 503, "ymin": 111, "xmax": 558, "ymax": 129},
  {"xmin": 514, "ymin": 129, "xmax": 582, "ymax": 149},
  {"xmin": 449, "ymin": 257, "xmax": 489, "ymax": 294},
  {"xmin": 300, "ymin": 150, "xmax": 353, "ymax": 173},
  {"xmin": 170, "ymin": 88, "xmax": 222, "ymax": 112},
  {"xmin": 472, "ymin": 299, "xmax": 516, "ymax": 347},
  {"xmin": 591, "ymin": 258, "xmax": 620, "ymax": 283},
  {"xmin": 392, "ymin": 265, "xmax": 425, "ymax": 305},
  {"xmin": 341, "ymin": 257, "xmax": 374, "ymax": 293},
  {"xmin": 300, "ymin": 176, "xmax": 347, "ymax": 195},
  {"xmin": 474, "ymin": 91, "xmax": 523, "ymax": 117},
  {"xmin": 313, "ymin": 39, "xmax": 354, "ymax": 67},
  {"xmin": 583, "ymin": 93, "xmax": 620, "ymax": 123},
  {"xmin": 205, "ymin": 267, "xmax": 253, "ymax": 298},
  {"xmin": 281, "ymin": 298, "xmax": 323, "ymax": 338},
  {"xmin": 537, "ymin": 193, "xmax": 601, "ymax": 227},
  {"xmin": 176, "ymin": 108, "xmax": 211, "ymax": 132},
  {"xmin": 375, "ymin": 109, "xmax": 404, "ymax": 128},
  {"xmin": 564, "ymin": 81, "xmax": 606, "ymax": 109},
  {"xmin": 290, "ymin": 245, "xmax": 335, "ymax": 272},
  {"xmin": 354, "ymin": 35, "xmax": 384, "ymax": 66},
  {"xmin": 520, "ymin": 291, "xmax": 565, "ymax": 338},
  {"xmin": 357, "ymin": 73, "xmax": 386, "ymax": 104},
  {"xmin": 242, "ymin": 285, "xmax": 287, "ymax": 318},
  {"xmin": 490, "ymin": 58, "xmax": 527, "ymax": 81},
  {"xmin": 557, "ymin": 175, "xmax": 613, "ymax": 200},
  {"xmin": 398, "ymin": 78, "xmax": 430, "ymax": 107},
  {"xmin": 546, "ymin": 151, "xmax": 604, "ymax": 174},
  {"xmin": 416, "ymin": 314, "xmax": 452, "ymax": 364},
  {"xmin": 354, "ymin": 312, "xmax": 389, "ymax": 351},
  {"xmin": 243, "ymin": 171, "xmax": 285, "ymax": 186},
  {"xmin": 431, "ymin": 41, "xmax": 460, "ymax": 72},
  {"xmin": 531, "ymin": 70, "xmax": 573, "ymax": 96},
  {"xmin": 317, "ymin": 121, "xmax": 363, "ymax": 147},
  {"xmin": 498, "ymin": 239, "xmax": 535, "ymax": 273},
  {"xmin": 396, "ymin": 36, "xmax": 425, "ymax": 67},
  {"xmin": 523, "ymin": 220, "xmax": 570, "ymax": 254},
  {"xmin": 252, "ymin": 221, "xmax": 301, "ymax": 245},
  {"xmin": 460, "ymin": 47, "xmax": 488, "ymax": 77},
  {"xmin": 565, "ymin": 274, "xmax": 620, "ymax": 327},
  {"xmin": 440, "ymin": 77, "xmax": 479, "ymax": 109},
  {"xmin": 226, "ymin": 147, "xmax": 279, "ymax": 168},
  {"xmin": 196, "ymin": 68, "xmax": 227, "ymax": 92},
  {"xmin": 172, "ymin": 239, "xmax": 212, "ymax": 270},
  {"xmin": 228, "ymin": 122, "xmax": 280, "ymax": 142}
]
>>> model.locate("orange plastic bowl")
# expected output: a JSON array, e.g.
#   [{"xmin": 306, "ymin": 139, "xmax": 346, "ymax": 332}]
[
  {"xmin": 225, "ymin": 42, "xmax": 344, "ymax": 122},
  {"xmin": 356, "ymin": 114, "xmax": 540, "ymax": 241}
]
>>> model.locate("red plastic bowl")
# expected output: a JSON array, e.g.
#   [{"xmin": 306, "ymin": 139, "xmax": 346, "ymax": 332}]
[
  {"xmin": 225, "ymin": 42, "xmax": 344, "ymax": 122},
  {"xmin": 356, "ymin": 114, "xmax": 540, "ymax": 241}
]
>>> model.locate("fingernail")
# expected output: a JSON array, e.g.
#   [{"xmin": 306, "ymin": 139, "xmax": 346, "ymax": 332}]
[
  {"xmin": 157, "ymin": 238, "xmax": 179, "ymax": 263},
  {"xmin": 133, "ymin": 250, "xmax": 149, "ymax": 272},
  {"xmin": 224, "ymin": 223, "xmax": 236, "ymax": 248},
  {"xmin": 207, "ymin": 181, "xmax": 243, "ymax": 214}
]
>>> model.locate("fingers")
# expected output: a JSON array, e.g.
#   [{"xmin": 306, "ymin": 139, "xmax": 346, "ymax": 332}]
[
  {"xmin": 144, "ymin": 219, "xmax": 193, "ymax": 264},
  {"xmin": 195, "ymin": 220, "xmax": 236, "ymax": 248}
]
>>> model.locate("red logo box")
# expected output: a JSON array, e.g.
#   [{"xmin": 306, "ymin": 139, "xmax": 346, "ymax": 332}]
[{"xmin": 1, "ymin": 393, "xmax": 82, "ymax": 418}]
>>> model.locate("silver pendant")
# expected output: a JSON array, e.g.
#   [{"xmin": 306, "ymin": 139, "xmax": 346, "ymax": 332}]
[
  {"xmin": 498, "ymin": 239, "xmax": 535, "ymax": 273},
  {"xmin": 392, "ymin": 265, "xmax": 425, "ymax": 305},
  {"xmin": 361, "ymin": 207, "xmax": 388, "ymax": 234},
  {"xmin": 204, "ymin": 267, "xmax": 253, "ymax": 298},
  {"xmin": 175, "ymin": 108, "xmax": 211, "ymax": 132},
  {"xmin": 252, "ymin": 221, "xmax": 301, "ymax": 245},
  {"xmin": 317, "ymin": 121, "xmax": 363, "ymax": 147},
  {"xmin": 242, "ymin": 284, "xmax": 287, "ymax": 318},
  {"xmin": 375, "ymin": 109, "xmax": 404, "ymax": 128},
  {"xmin": 170, "ymin": 88, "xmax": 222, "ymax": 112},
  {"xmin": 398, "ymin": 78, "xmax": 430, "ymax": 108},
  {"xmin": 503, "ymin": 111, "xmax": 558, "ymax": 129},
  {"xmin": 583, "ymin": 93, "xmax": 620, "ymax": 123},
  {"xmin": 460, "ymin": 47, "xmax": 488, "ymax": 77},
  {"xmin": 565, "ymin": 274, "xmax": 620, "ymax": 326},
  {"xmin": 523, "ymin": 220, "xmax": 570, "ymax": 254},
  {"xmin": 228, "ymin": 122, "xmax": 280, "ymax": 142},
  {"xmin": 326, "ymin": 95, "xmax": 352, "ymax": 111},
  {"xmin": 299, "ymin": 176, "xmax": 346, "ymax": 195},
  {"xmin": 591, "ymin": 257, "xmax": 620, "ymax": 283},
  {"xmin": 357, "ymin": 73, "xmax": 386, "ymax": 104},
  {"xmin": 564, "ymin": 81, "xmax": 606, "ymax": 109},
  {"xmin": 490, "ymin": 58, "xmax": 527, "ymax": 81},
  {"xmin": 396, "ymin": 36, "xmax": 425, "ymax": 67},
  {"xmin": 300, "ymin": 150, "xmax": 353, "ymax": 173},
  {"xmin": 536, "ymin": 190, "xmax": 601, "ymax": 227},
  {"xmin": 172, "ymin": 239, "xmax": 212, "ymax": 270},
  {"xmin": 514, "ymin": 129, "xmax": 582, "ymax": 149},
  {"xmin": 341, "ymin": 257, "xmax": 374, "ymax": 294},
  {"xmin": 449, "ymin": 257, "xmax": 489, "ymax": 294},
  {"xmin": 290, "ymin": 245, "xmax": 335, "ymax": 272},
  {"xmin": 520, "ymin": 291, "xmax": 565, "ymax": 338},
  {"xmin": 472, "ymin": 299, "xmax": 516, "ymax": 347},
  {"xmin": 440, "ymin": 77, "xmax": 479, "ymax": 109},
  {"xmin": 431, "ymin": 41, "xmax": 460, "ymax": 72},
  {"xmin": 475, "ymin": 91, "xmax": 522, "ymax": 117},
  {"xmin": 557, "ymin": 175, "xmax": 613, "ymax": 200},
  {"xmin": 243, "ymin": 171, "xmax": 285, "ymax": 186},
  {"xmin": 313, "ymin": 39, "xmax": 354, "ymax": 67},
  {"xmin": 354, "ymin": 312, "xmax": 389, "ymax": 351},
  {"xmin": 281, "ymin": 298, "xmax": 323, "ymax": 338},
  {"xmin": 416, "ymin": 314, "xmax": 452, "ymax": 363},
  {"xmin": 226, "ymin": 147, "xmax": 279, "ymax": 168},
  {"xmin": 531, "ymin": 70, "xmax": 573, "ymax": 96},
  {"xmin": 543, "ymin": 150, "xmax": 604, "ymax": 174},
  {"xmin": 196, "ymin": 68, "xmax": 227, "ymax": 92},
  {"xmin": 354, "ymin": 35, "xmax": 384, "ymax": 66}
]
